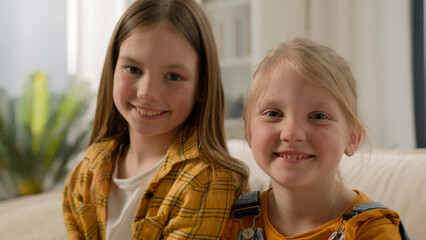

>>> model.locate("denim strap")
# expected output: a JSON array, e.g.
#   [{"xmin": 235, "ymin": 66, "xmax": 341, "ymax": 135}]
[{"xmin": 233, "ymin": 191, "xmax": 260, "ymax": 219}]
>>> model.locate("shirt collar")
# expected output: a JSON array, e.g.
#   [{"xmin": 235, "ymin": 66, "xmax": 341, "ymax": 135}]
[{"xmin": 156, "ymin": 127, "xmax": 200, "ymax": 180}]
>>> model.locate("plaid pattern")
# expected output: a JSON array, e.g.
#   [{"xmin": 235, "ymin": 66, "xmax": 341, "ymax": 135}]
[{"xmin": 63, "ymin": 128, "xmax": 239, "ymax": 239}]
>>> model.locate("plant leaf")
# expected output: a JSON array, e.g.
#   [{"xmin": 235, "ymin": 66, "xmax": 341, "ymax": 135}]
[{"xmin": 31, "ymin": 71, "xmax": 50, "ymax": 154}]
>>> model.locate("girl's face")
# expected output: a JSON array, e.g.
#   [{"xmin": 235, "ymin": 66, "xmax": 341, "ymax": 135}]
[
  {"xmin": 249, "ymin": 65, "xmax": 360, "ymax": 189},
  {"xmin": 113, "ymin": 22, "xmax": 199, "ymax": 142}
]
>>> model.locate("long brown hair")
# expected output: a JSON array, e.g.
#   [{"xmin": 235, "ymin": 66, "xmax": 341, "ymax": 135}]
[{"xmin": 90, "ymin": 0, "xmax": 248, "ymax": 193}]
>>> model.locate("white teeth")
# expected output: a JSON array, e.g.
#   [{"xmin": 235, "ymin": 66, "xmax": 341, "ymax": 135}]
[
  {"xmin": 279, "ymin": 154, "xmax": 310, "ymax": 159},
  {"xmin": 137, "ymin": 108, "xmax": 162, "ymax": 116}
]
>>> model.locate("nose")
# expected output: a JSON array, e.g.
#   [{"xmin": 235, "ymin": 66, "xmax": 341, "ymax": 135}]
[
  {"xmin": 136, "ymin": 74, "xmax": 159, "ymax": 101},
  {"xmin": 279, "ymin": 118, "xmax": 306, "ymax": 143}
]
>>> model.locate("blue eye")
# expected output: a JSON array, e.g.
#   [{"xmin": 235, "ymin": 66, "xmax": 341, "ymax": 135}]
[
  {"xmin": 167, "ymin": 73, "xmax": 182, "ymax": 81},
  {"xmin": 264, "ymin": 111, "xmax": 282, "ymax": 118},
  {"xmin": 125, "ymin": 66, "xmax": 141, "ymax": 74},
  {"xmin": 310, "ymin": 113, "xmax": 328, "ymax": 120}
]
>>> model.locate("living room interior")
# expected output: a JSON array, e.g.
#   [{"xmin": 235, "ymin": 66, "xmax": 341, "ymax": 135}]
[{"xmin": 0, "ymin": 0, "xmax": 425, "ymax": 239}]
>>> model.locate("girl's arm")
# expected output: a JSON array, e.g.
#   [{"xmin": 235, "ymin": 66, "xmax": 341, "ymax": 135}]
[
  {"xmin": 345, "ymin": 210, "xmax": 402, "ymax": 240},
  {"xmin": 62, "ymin": 164, "xmax": 85, "ymax": 239},
  {"xmin": 355, "ymin": 221, "xmax": 402, "ymax": 240},
  {"xmin": 164, "ymin": 174, "xmax": 238, "ymax": 239},
  {"xmin": 62, "ymin": 183, "xmax": 85, "ymax": 239},
  {"xmin": 62, "ymin": 160, "xmax": 101, "ymax": 240},
  {"xmin": 134, "ymin": 168, "xmax": 239, "ymax": 239}
]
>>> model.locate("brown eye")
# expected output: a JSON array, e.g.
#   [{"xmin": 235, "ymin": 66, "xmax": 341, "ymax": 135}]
[
  {"xmin": 166, "ymin": 73, "xmax": 182, "ymax": 81},
  {"xmin": 125, "ymin": 66, "xmax": 141, "ymax": 74}
]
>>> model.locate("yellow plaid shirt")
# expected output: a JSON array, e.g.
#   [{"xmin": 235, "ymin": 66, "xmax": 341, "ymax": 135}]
[{"xmin": 63, "ymin": 128, "xmax": 240, "ymax": 239}]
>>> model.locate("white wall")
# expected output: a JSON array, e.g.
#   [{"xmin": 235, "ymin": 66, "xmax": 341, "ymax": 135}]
[{"xmin": 0, "ymin": 0, "xmax": 67, "ymax": 96}]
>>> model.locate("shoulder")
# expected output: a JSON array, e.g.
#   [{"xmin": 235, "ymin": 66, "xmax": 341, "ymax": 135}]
[
  {"xmin": 345, "ymin": 191, "xmax": 401, "ymax": 239},
  {"xmin": 75, "ymin": 139, "xmax": 116, "ymax": 171},
  {"xmin": 349, "ymin": 210, "xmax": 401, "ymax": 239},
  {"xmin": 84, "ymin": 138, "xmax": 119, "ymax": 165},
  {"xmin": 176, "ymin": 158, "xmax": 240, "ymax": 191},
  {"xmin": 64, "ymin": 138, "xmax": 118, "ymax": 191}
]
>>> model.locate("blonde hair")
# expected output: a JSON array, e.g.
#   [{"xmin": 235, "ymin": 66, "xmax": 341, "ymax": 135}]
[
  {"xmin": 90, "ymin": 0, "xmax": 248, "ymax": 193},
  {"xmin": 244, "ymin": 38, "xmax": 366, "ymax": 145}
]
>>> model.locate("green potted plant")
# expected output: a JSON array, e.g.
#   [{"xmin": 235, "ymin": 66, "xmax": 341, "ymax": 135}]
[{"xmin": 0, "ymin": 71, "xmax": 91, "ymax": 196}]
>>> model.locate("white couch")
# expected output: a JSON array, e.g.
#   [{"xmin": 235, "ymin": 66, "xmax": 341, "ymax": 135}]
[{"xmin": 1, "ymin": 139, "xmax": 425, "ymax": 240}]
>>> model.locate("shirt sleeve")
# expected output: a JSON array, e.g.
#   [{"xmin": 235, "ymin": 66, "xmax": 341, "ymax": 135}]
[
  {"xmin": 347, "ymin": 208, "xmax": 402, "ymax": 240},
  {"xmin": 62, "ymin": 164, "xmax": 85, "ymax": 239},
  {"xmin": 356, "ymin": 220, "xmax": 402, "ymax": 240},
  {"xmin": 163, "ymin": 170, "xmax": 239, "ymax": 239},
  {"xmin": 62, "ymin": 160, "xmax": 101, "ymax": 240}
]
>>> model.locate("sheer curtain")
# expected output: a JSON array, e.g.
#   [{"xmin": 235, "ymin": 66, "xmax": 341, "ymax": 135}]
[{"xmin": 67, "ymin": 0, "xmax": 134, "ymax": 91}]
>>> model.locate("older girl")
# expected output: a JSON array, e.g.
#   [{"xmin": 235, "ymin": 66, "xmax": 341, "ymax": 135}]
[{"xmin": 63, "ymin": 0, "xmax": 248, "ymax": 239}]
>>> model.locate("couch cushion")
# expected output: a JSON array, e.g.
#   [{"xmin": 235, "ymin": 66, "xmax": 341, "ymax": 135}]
[
  {"xmin": 0, "ymin": 189, "xmax": 67, "ymax": 239},
  {"xmin": 227, "ymin": 139, "xmax": 271, "ymax": 192},
  {"xmin": 340, "ymin": 149, "xmax": 426, "ymax": 240}
]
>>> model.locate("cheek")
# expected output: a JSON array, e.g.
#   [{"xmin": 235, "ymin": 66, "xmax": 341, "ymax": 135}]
[
  {"xmin": 250, "ymin": 121, "xmax": 275, "ymax": 155},
  {"xmin": 170, "ymin": 85, "xmax": 198, "ymax": 108},
  {"xmin": 112, "ymin": 76, "xmax": 132, "ymax": 111},
  {"xmin": 112, "ymin": 79, "xmax": 123, "ymax": 104},
  {"xmin": 313, "ymin": 127, "xmax": 348, "ymax": 154},
  {"xmin": 113, "ymin": 73, "xmax": 132, "ymax": 97}
]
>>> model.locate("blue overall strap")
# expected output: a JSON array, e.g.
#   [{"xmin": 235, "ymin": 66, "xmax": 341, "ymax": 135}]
[
  {"xmin": 343, "ymin": 202, "xmax": 411, "ymax": 240},
  {"xmin": 233, "ymin": 191, "xmax": 264, "ymax": 240},
  {"xmin": 233, "ymin": 191, "xmax": 260, "ymax": 219}
]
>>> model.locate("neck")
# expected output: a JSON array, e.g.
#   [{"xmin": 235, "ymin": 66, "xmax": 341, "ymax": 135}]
[
  {"xmin": 116, "ymin": 127, "xmax": 180, "ymax": 179},
  {"xmin": 268, "ymin": 178, "xmax": 356, "ymax": 237}
]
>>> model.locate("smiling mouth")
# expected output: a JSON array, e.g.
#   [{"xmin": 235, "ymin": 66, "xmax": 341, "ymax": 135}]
[
  {"xmin": 274, "ymin": 153, "xmax": 313, "ymax": 159},
  {"xmin": 136, "ymin": 108, "xmax": 165, "ymax": 117}
]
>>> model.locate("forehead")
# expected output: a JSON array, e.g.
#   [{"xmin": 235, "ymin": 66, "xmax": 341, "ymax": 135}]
[
  {"xmin": 118, "ymin": 21, "xmax": 198, "ymax": 67},
  {"xmin": 257, "ymin": 64, "xmax": 341, "ymax": 108},
  {"xmin": 121, "ymin": 21, "xmax": 196, "ymax": 55}
]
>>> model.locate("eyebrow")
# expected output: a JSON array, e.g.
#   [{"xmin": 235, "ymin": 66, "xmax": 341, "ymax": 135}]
[
  {"xmin": 118, "ymin": 56, "xmax": 192, "ymax": 72},
  {"xmin": 165, "ymin": 64, "xmax": 192, "ymax": 73},
  {"xmin": 118, "ymin": 56, "xmax": 140, "ymax": 64}
]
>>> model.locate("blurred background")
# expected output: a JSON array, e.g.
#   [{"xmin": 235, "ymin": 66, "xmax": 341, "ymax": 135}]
[
  {"xmin": 0, "ymin": 0, "xmax": 424, "ymax": 155},
  {"xmin": 1, "ymin": 3, "xmax": 425, "ymax": 238}
]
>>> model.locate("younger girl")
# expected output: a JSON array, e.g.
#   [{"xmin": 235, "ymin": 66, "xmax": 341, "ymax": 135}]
[
  {"xmin": 62, "ymin": 0, "xmax": 248, "ymax": 239},
  {"xmin": 222, "ymin": 38, "xmax": 405, "ymax": 239}
]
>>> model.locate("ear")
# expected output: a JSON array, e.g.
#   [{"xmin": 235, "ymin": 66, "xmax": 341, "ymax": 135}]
[
  {"xmin": 243, "ymin": 115, "xmax": 253, "ymax": 149},
  {"xmin": 344, "ymin": 126, "xmax": 361, "ymax": 156}
]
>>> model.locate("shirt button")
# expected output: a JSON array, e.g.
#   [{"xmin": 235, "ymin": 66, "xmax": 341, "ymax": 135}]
[{"xmin": 145, "ymin": 190, "xmax": 153, "ymax": 199}]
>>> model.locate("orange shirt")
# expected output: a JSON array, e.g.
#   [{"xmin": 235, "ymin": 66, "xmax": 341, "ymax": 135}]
[{"xmin": 222, "ymin": 189, "xmax": 401, "ymax": 240}]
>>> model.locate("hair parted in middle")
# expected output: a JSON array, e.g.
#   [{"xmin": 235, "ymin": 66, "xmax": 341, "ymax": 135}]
[
  {"xmin": 244, "ymin": 38, "xmax": 366, "ymax": 145},
  {"xmin": 89, "ymin": 0, "xmax": 248, "ymax": 192}
]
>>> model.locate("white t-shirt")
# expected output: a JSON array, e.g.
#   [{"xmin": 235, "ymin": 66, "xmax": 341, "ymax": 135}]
[{"xmin": 106, "ymin": 159, "xmax": 163, "ymax": 240}]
